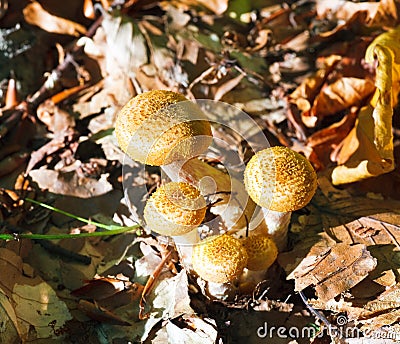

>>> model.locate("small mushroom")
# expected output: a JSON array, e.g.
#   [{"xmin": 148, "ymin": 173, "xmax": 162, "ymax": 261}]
[
  {"xmin": 192, "ymin": 234, "xmax": 248, "ymax": 284},
  {"xmin": 115, "ymin": 90, "xmax": 212, "ymax": 167},
  {"xmin": 238, "ymin": 234, "xmax": 278, "ymax": 294},
  {"xmin": 241, "ymin": 234, "xmax": 278, "ymax": 271},
  {"xmin": 244, "ymin": 146, "xmax": 317, "ymax": 250},
  {"xmin": 143, "ymin": 182, "xmax": 207, "ymax": 266}
]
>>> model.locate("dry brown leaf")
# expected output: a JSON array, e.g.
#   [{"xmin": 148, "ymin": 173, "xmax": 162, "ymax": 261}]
[
  {"xmin": 0, "ymin": 248, "xmax": 72, "ymax": 341},
  {"xmin": 77, "ymin": 12, "xmax": 148, "ymax": 114},
  {"xmin": 332, "ymin": 26, "xmax": 400, "ymax": 184},
  {"xmin": 321, "ymin": 208, "xmax": 400, "ymax": 288},
  {"xmin": 360, "ymin": 310, "xmax": 400, "ymax": 336},
  {"xmin": 157, "ymin": 316, "xmax": 218, "ymax": 344},
  {"xmin": 280, "ymin": 177, "xmax": 400, "ymax": 305},
  {"xmin": 77, "ymin": 299, "xmax": 131, "ymax": 325},
  {"xmin": 214, "ymin": 73, "xmax": 244, "ymax": 101},
  {"xmin": 317, "ymin": 193, "xmax": 400, "ymax": 250},
  {"xmin": 0, "ymin": 248, "xmax": 41, "ymax": 299},
  {"xmin": 306, "ymin": 110, "xmax": 358, "ymax": 168},
  {"xmin": 13, "ymin": 282, "xmax": 73, "ymax": 339},
  {"xmin": 23, "ymin": 1, "xmax": 87, "ymax": 37},
  {"xmin": 37, "ymin": 101, "xmax": 76, "ymax": 135},
  {"xmin": 365, "ymin": 283, "xmax": 400, "ymax": 312},
  {"xmin": 311, "ymin": 77, "xmax": 375, "ymax": 118},
  {"xmin": 287, "ymin": 243, "xmax": 377, "ymax": 302},
  {"xmin": 289, "ymin": 55, "xmax": 342, "ymax": 127},
  {"xmin": 309, "ymin": 288, "xmax": 400, "ymax": 337},
  {"xmin": 368, "ymin": 0, "xmax": 400, "ymax": 27},
  {"xmin": 71, "ymin": 277, "xmax": 126, "ymax": 300},
  {"xmin": 29, "ymin": 169, "xmax": 113, "ymax": 198},
  {"xmin": 316, "ymin": 177, "xmax": 400, "ymax": 286},
  {"xmin": 0, "ymin": 291, "xmax": 20, "ymax": 343},
  {"xmin": 358, "ymin": 285, "xmax": 400, "ymax": 338}
]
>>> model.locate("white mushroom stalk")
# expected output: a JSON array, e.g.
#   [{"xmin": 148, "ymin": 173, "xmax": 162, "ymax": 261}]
[{"xmin": 244, "ymin": 146, "xmax": 318, "ymax": 251}]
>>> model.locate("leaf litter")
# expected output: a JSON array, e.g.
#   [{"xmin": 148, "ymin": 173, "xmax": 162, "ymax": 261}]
[{"xmin": 0, "ymin": 0, "xmax": 400, "ymax": 343}]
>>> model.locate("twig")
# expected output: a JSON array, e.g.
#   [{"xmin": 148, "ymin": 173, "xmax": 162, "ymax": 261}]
[
  {"xmin": 298, "ymin": 290, "xmax": 332, "ymax": 330},
  {"xmin": 139, "ymin": 249, "xmax": 173, "ymax": 320}
]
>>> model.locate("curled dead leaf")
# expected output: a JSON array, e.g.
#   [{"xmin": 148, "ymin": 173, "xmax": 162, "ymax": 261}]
[
  {"xmin": 311, "ymin": 77, "xmax": 375, "ymax": 118},
  {"xmin": 78, "ymin": 299, "xmax": 131, "ymax": 325},
  {"xmin": 289, "ymin": 55, "xmax": 342, "ymax": 127},
  {"xmin": 332, "ymin": 26, "xmax": 400, "ymax": 184}
]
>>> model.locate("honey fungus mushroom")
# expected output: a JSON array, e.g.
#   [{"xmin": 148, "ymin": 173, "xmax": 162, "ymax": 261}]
[
  {"xmin": 244, "ymin": 146, "xmax": 318, "ymax": 250},
  {"xmin": 143, "ymin": 182, "xmax": 207, "ymax": 266},
  {"xmin": 192, "ymin": 234, "xmax": 248, "ymax": 284},
  {"xmin": 115, "ymin": 90, "xmax": 212, "ymax": 166},
  {"xmin": 241, "ymin": 234, "xmax": 278, "ymax": 271},
  {"xmin": 238, "ymin": 234, "xmax": 278, "ymax": 294}
]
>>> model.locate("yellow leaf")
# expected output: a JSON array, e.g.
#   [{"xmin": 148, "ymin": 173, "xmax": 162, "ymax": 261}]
[{"xmin": 331, "ymin": 26, "xmax": 400, "ymax": 184}]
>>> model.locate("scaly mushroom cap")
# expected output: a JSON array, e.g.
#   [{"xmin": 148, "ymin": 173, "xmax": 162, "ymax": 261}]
[
  {"xmin": 241, "ymin": 235, "xmax": 278, "ymax": 271},
  {"xmin": 244, "ymin": 146, "xmax": 317, "ymax": 212},
  {"xmin": 143, "ymin": 182, "xmax": 206, "ymax": 236},
  {"xmin": 115, "ymin": 90, "xmax": 212, "ymax": 166},
  {"xmin": 192, "ymin": 234, "xmax": 248, "ymax": 283}
]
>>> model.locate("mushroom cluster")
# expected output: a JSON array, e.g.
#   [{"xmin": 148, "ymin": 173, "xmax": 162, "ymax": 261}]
[{"xmin": 115, "ymin": 90, "xmax": 318, "ymax": 299}]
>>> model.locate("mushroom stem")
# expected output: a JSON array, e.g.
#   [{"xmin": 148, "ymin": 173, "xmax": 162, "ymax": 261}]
[
  {"xmin": 160, "ymin": 160, "xmax": 187, "ymax": 183},
  {"xmin": 238, "ymin": 269, "xmax": 268, "ymax": 294},
  {"xmin": 260, "ymin": 208, "xmax": 291, "ymax": 251},
  {"xmin": 172, "ymin": 229, "xmax": 200, "ymax": 268}
]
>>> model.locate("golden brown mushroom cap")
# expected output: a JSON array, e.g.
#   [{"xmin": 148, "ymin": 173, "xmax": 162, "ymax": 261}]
[
  {"xmin": 115, "ymin": 90, "xmax": 212, "ymax": 166},
  {"xmin": 143, "ymin": 182, "xmax": 206, "ymax": 236},
  {"xmin": 244, "ymin": 146, "xmax": 317, "ymax": 212},
  {"xmin": 192, "ymin": 234, "xmax": 248, "ymax": 283},
  {"xmin": 241, "ymin": 235, "xmax": 278, "ymax": 271}
]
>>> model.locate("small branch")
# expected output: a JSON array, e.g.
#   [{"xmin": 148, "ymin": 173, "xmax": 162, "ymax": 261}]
[
  {"xmin": 298, "ymin": 290, "xmax": 332, "ymax": 330},
  {"xmin": 139, "ymin": 249, "xmax": 173, "ymax": 320}
]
